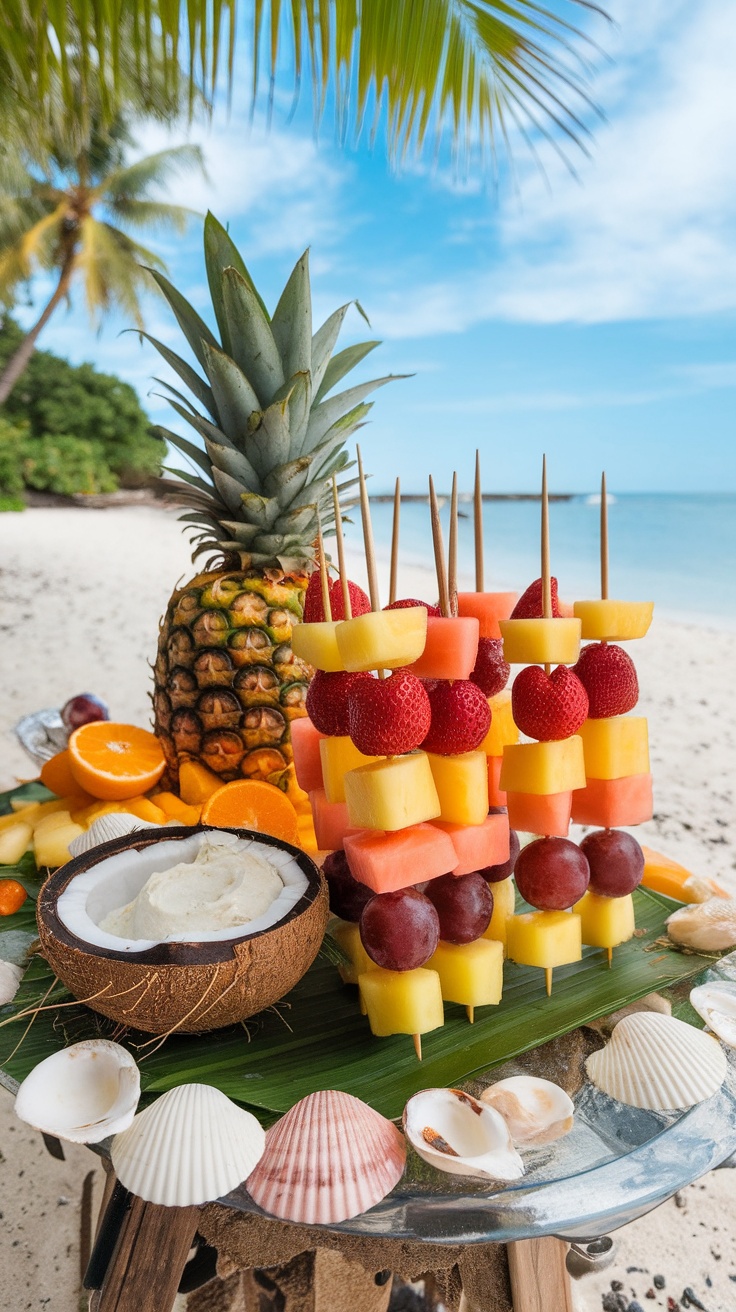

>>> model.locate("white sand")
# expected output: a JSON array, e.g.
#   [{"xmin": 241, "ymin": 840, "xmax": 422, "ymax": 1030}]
[{"xmin": 0, "ymin": 504, "xmax": 735, "ymax": 1309}]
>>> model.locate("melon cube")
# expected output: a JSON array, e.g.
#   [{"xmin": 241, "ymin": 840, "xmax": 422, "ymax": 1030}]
[
  {"xmin": 506, "ymin": 790, "xmax": 572, "ymax": 838},
  {"xmin": 290, "ymin": 717, "xmax": 325, "ymax": 793},
  {"xmin": 320, "ymin": 736, "xmax": 379, "ymax": 804},
  {"xmin": 426, "ymin": 751, "xmax": 488, "ymax": 826},
  {"xmin": 432, "ymin": 813, "xmax": 509, "ymax": 876},
  {"xmin": 573, "ymin": 600, "xmax": 653, "ymax": 642},
  {"xmin": 344, "ymin": 753, "xmax": 441, "ymax": 831},
  {"xmin": 573, "ymin": 891, "xmax": 635, "ymax": 949},
  {"xmin": 487, "ymin": 755, "xmax": 506, "ymax": 808},
  {"xmin": 506, "ymin": 910, "xmax": 582, "ymax": 970},
  {"xmin": 291, "ymin": 620, "xmax": 345, "ymax": 672},
  {"xmin": 408, "ymin": 616, "xmax": 479, "ymax": 680},
  {"xmin": 428, "ymin": 938, "xmax": 503, "ymax": 1010},
  {"xmin": 309, "ymin": 789, "xmax": 361, "ymax": 850},
  {"xmin": 480, "ymin": 690, "xmax": 519, "ymax": 756},
  {"xmin": 499, "ymin": 617, "xmax": 581, "ymax": 666},
  {"xmin": 579, "ymin": 717, "xmax": 649, "ymax": 780},
  {"xmin": 571, "ymin": 773, "xmax": 653, "ymax": 828},
  {"xmin": 0, "ymin": 822, "xmax": 33, "ymax": 865},
  {"xmin": 457, "ymin": 592, "xmax": 517, "ymax": 640},
  {"xmin": 34, "ymin": 821, "xmax": 85, "ymax": 868},
  {"xmin": 500, "ymin": 738, "xmax": 585, "ymax": 796},
  {"xmin": 331, "ymin": 919, "xmax": 373, "ymax": 984},
  {"xmin": 483, "ymin": 876, "xmax": 516, "ymax": 950},
  {"xmin": 358, "ymin": 966, "xmax": 444, "ymax": 1037},
  {"xmin": 336, "ymin": 607, "xmax": 427, "ymax": 672},
  {"xmin": 344, "ymin": 824, "xmax": 457, "ymax": 893}
]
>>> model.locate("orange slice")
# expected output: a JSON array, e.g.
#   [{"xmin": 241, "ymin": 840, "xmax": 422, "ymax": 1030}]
[
  {"xmin": 201, "ymin": 780, "xmax": 300, "ymax": 846},
  {"xmin": 40, "ymin": 749, "xmax": 79, "ymax": 798},
  {"xmin": 68, "ymin": 723, "xmax": 166, "ymax": 800}
]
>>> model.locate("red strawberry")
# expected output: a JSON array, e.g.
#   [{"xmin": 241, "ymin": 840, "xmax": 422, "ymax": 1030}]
[
  {"xmin": 302, "ymin": 571, "xmax": 325, "ymax": 622},
  {"xmin": 574, "ymin": 643, "xmax": 639, "ymax": 718},
  {"xmin": 302, "ymin": 574, "xmax": 371, "ymax": 623},
  {"xmin": 422, "ymin": 680, "xmax": 491, "ymax": 755},
  {"xmin": 470, "ymin": 638, "xmax": 510, "ymax": 697},
  {"xmin": 306, "ymin": 669, "xmax": 372, "ymax": 736},
  {"xmin": 511, "ymin": 665, "xmax": 589, "ymax": 741},
  {"xmin": 347, "ymin": 669, "xmax": 431, "ymax": 756},
  {"xmin": 511, "ymin": 577, "xmax": 563, "ymax": 619},
  {"xmin": 385, "ymin": 598, "xmax": 442, "ymax": 617}
]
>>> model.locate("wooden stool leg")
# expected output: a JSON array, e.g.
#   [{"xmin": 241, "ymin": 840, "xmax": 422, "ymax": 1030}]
[
  {"xmin": 88, "ymin": 1186, "xmax": 199, "ymax": 1312},
  {"xmin": 507, "ymin": 1238, "xmax": 572, "ymax": 1312}
]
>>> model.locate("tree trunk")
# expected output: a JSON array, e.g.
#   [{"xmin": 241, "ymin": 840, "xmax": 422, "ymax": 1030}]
[{"xmin": 0, "ymin": 252, "xmax": 76, "ymax": 406}]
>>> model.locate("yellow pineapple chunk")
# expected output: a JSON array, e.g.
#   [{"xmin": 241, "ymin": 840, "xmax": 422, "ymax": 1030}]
[
  {"xmin": 573, "ymin": 600, "xmax": 653, "ymax": 642},
  {"xmin": 499, "ymin": 618, "xmax": 581, "ymax": 666},
  {"xmin": 153, "ymin": 792, "xmax": 202, "ymax": 824},
  {"xmin": 336, "ymin": 607, "xmax": 427, "ymax": 672},
  {"xmin": 344, "ymin": 753, "xmax": 440, "ymax": 831},
  {"xmin": 331, "ymin": 919, "xmax": 373, "ymax": 985},
  {"xmin": 506, "ymin": 910, "xmax": 582, "ymax": 970},
  {"xmin": 480, "ymin": 690, "xmax": 519, "ymax": 756},
  {"xmin": 179, "ymin": 760, "xmax": 222, "ymax": 805},
  {"xmin": 0, "ymin": 823, "xmax": 33, "ymax": 865},
  {"xmin": 483, "ymin": 876, "xmax": 516, "ymax": 950},
  {"xmin": 291, "ymin": 621, "xmax": 345, "ymax": 672},
  {"xmin": 358, "ymin": 966, "xmax": 444, "ymax": 1037},
  {"xmin": 0, "ymin": 803, "xmax": 41, "ymax": 832},
  {"xmin": 500, "ymin": 738, "xmax": 585, "ymax": 796},
  {"xmin": 121, "ymin": 797, "xmax": 167, "ymax": 825},
  {"xmin": 578, "ymin": 716, "xmax": 649, "ymax": 780},
  {"xmin": 426, "ymin": 751, "xmax": 488, "ymax": 826},
  {"xmin": 33, "ymin": 809, "xmax": 78, "ymax": 834},
  {"xmin": 34, "ymin": 820, "xmax": 85, "ymax": 868},
  {"xmin": 428, "ymin": 938, "xmax": 503, "ymax": 1011},
  {"xmin": 573, "ymin": 891, "xmax": 635, "ymax": 948},
  {"xmin": 320, "ymin": 736, "xmax": 379, "ymax": 804}
]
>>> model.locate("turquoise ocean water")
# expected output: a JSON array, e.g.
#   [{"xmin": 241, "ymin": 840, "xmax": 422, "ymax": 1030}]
[{"xmin": 363, "ymin": 494, "xmax": 736, "ymax": 629}]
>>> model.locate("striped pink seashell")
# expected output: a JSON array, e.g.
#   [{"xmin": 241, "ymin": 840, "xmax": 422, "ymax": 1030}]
[{"xmin": 245, "ymin": 1089, "xmax": 406, "ymax": 1224}]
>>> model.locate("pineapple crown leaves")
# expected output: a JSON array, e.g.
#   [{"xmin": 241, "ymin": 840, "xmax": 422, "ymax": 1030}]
[{"xmin": 145, "ymin": 210, "xmax": 408, "ymax": 569}]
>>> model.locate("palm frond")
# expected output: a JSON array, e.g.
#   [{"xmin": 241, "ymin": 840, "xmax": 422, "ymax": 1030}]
[
  {"xmin": 0, "ymin": 204, "xmax": 66, "ymax": 298},
  {"xmin": 103, "ymin": 199, "xmax": 199, "ymax": 234},
  {"xmin": 96, "ymin": 144, "xmax": 205, "ymax": 203},
  {"xmin": 76, "ymin": 218, "xmax": 166, "ymax": 326}
]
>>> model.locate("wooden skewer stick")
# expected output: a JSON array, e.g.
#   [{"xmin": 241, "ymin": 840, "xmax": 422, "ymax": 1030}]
[
  {"xmin": 356, "ymin": 445, "xmax": 381, "ymax": 612},
  {"xmin": 315, "ymin": 504, "xmax": 332, "ymax": 623},
  {"xmin": 545, "ymin": 967, "xmax": 553, "ymax": 998},
  {"xmin": 541, "ymin": 454, "xmax": 552, "ymax": 676},
  {"xmin": 606, "ymin": 947, "xmax": 613, "ymax": 968},
  {"xmin": 448, "ymin": 471, "xmax": 459, "ymax": 617},
  {"xmin": 429, "ymin": 476, "xmax": 451, "ymax": 618},
  {"xmin": 600, "ymin": 471, "xmax": 609, "ymax": 601},
  {"xmin": 474, "ymin": 448, "xmax": 484, "ymax": 593},
  {"xmin": 413, "ymin": 1033, "xmax": 423, "ymax": 1061},
  {"xmin": 389, "ymin": 477, "xmax": 401, "ymax": 606},
  {"xmin": 466, "ymin": 1005, "xmax": 475, "ymax": 1024},
  {"xmin": 331, "ymin": 475, "xmax": 352, "ymax": 620}
]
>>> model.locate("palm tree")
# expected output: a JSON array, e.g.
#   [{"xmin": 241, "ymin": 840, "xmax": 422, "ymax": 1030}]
[{"xmin": 0, "ymin": 118, "xmax": 203, "ymax": 405}]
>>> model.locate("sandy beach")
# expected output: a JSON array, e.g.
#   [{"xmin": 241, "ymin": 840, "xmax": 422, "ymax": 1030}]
[{"xmin": 1, "ymin": 503, "xmax": 735, "ymax": 1310}]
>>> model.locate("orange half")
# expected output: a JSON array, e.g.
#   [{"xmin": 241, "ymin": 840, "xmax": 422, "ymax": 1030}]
[
  {"xmin": 201, "ymin": 780, "xmax": 299, "ymax": 846},
  {"xmin": 68, "ymin": 723, "xmax": 166, "ymax": 800}
]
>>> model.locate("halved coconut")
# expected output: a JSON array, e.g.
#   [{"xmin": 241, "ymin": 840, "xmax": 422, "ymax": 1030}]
[{"xmin": 36, "ymin": 825, "xmax": 328, "ymax": 1034}]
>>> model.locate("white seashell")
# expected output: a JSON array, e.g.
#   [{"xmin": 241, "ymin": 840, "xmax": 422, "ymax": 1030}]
[
  {"xmin": 246, "ymin": 1090, "xmax": 406, "ymax": 1224},
  {"xmin": 112, "ymin": 1083, "xmax": 264, "ymax": 1207},
  {"xmin": 480, "ymin": 1076, "xmax": 574, "ymax": 1146},
  {"xmin": 403, "ymin": 1088, "xmax": 524, "ymax": 1182},
  {"xmin": 690, "ymin": 983, "xmax": 736, "ymax": 1048},
  {"xmin": 682, "ymin": 875, "xmax": 730, "ymax": 904},
  {"xmin": 585, "ymin": 1013, "xmax": 727, "ymax": 1110},
  {"xmin": 15, "ymin": 1040, "xmax": 140, "ymax": 1143},
  {"xmin": 68, "ymin": 813, "xmax": 151, "ymax": 857},
  {"xmin": 0, "ymin": 960, "xmax": 23, "ymax": 1006},
  {"xmin": 666, "ymin": 899, "xmax": 736, "ymax": 951}
]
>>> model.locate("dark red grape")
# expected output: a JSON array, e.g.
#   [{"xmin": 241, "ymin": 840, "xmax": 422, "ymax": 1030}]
[
  {"xmin": 479, "ymin": 829, "xmax": 520, "ymax": 883},
  {"xmin": 514, "ymin": 837, "xmax": 590, "ymax": 911},
  {"xmin": 359, "ymin": 888, "xmax": 440, "ymax": 970},
  {"xmin": 580, "ymin": 829, "xmax": 645, "ymax": 898},
  {"xmin": 61, "ymin": 693, "xmax": 109, "ymax": 730},
  {"xmin": 322, "ymin": 851, "xmax": 374, "ymax": 922},
  {"xmin": 424, "ymin": 872, "xmax": 493, "ymax": 944},
  {"xmin": 470, "ymin": 637, "xmax": 510, "ymax": 697}
]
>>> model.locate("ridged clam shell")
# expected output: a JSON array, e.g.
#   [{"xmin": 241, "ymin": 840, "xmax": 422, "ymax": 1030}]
[
  {"xmin": 246, "ymin": 1090, "xmax": 406, "ymax": 1224},
  {"xmin": 690, "ymin": 983, "xmax": 736, "ymax": 1048},
  {"xmin": 481, "ymin": 1076, "xmax": 574, "ymax": 1146},
  {"xmin": 666, "ymin": 898, "xmax": 736, "ymax": 951},
  {"xmin": 403, "ymin": 1088, "xmax": 524, "ymax": 1181},
  {"xmin": 585, "ymin": 1013, "xmax": 727, "ymax": 1110},
  {"xmin": 0, "ymin": 960, "xmax": 23, "ymax": 1006},
  {"xmin": 14, "ymin": 1040, "xmax": 140, "ymax": 1143},
  {"xmin": 111, "ymin": 1083, "xmax": 265, "ymax": 1207},
  {"xmin": 68, "ymin": 813, "xmax": 150, "ymax": 856}
]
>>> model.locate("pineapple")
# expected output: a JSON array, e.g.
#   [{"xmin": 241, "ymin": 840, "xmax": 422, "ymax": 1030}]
[{"xmin": 149, "ymin": 214, "xmax": 399, "ymax": 795}]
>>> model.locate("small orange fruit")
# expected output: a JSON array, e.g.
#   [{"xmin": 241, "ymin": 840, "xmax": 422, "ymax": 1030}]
[
  {"xmin": 0, "ymin": 879, "xmax": 28, "ymax": 916},
  {"xmin": 68, "ymin": 723, "xmax": 166, "ymax": 800},
  {"xmin": 39, "ymin": 749, "xmax": 79, "ymax": 798},
  {"xmin": 201, "ymin": 780, "xmax": 300, "ymax": 846}
]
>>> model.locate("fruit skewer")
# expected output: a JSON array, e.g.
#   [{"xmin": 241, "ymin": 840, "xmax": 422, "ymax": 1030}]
[{"xmin": 389, "ymin": 477, "xmax": 401, "ymax": 607}]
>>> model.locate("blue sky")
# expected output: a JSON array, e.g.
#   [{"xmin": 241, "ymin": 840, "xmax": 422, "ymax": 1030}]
[{"xmin": 14, "ymin": 0, "xmax": 736, "ymax": 494}]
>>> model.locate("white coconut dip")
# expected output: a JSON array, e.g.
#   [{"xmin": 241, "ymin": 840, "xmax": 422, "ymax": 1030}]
[{"xmin": 100, "ymin": 837, "xmax": 284, "ymax": 941}]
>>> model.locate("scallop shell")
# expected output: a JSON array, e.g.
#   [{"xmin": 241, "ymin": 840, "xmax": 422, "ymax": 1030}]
[
  {"xmin": 403, "ymin": 1088, "xmax": 524, "ymax": 1182},
  {"xmin": 14, "ymin": 1040, "xmax": 140, "ymax": 1143},
  {"xmin": 111, "ymin": 1083, "xmax": 265, "ymax": 1207},
  {"xmin": 480, "ymin": 1076, "xmax": 574, "ymax": 1146},
  {"xmin": 682, "ymin": 875, "xmax": 730, "ymax": 904},
  {"xmin": 246, "ymin": 1090, "xmax": 406, "ymax": 1224},
  {"xmin": 666, "ymin": 898, "xmax": 736, "ymax": 951},
  {"xmin": 0, "ymin": 960, "xmax": 23, "ymax": 1006},
  {"xmin": 68, "ymin": 813, "xmax": 150, "ymax": 856},
  {"xmin": 690, "ymin": 982, "xmax": 736, "ymax": 1048},
  {"xmin": 585, "ymin": 1013, "xmax": 727, "ymax": 1110}
]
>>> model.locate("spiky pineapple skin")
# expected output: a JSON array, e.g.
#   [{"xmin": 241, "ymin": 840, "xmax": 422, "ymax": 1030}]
[{"xmin": 153, "ymin": 564, "xmax": 312, "ymax": 794}]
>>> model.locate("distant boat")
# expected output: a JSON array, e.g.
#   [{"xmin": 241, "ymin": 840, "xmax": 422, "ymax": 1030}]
[{"xmin": 585, "ymin": 493, "xmax": 617, "ymax": 506}]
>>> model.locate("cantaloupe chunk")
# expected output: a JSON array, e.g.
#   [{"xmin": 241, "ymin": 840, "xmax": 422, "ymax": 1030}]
[
  {"xmin": 571, "ymin": 773, "xmax": 653, "ymax": 827},
  {"xmin": 291, "ymin": 621, "xmax": 345, "ymax": 672},
  {"xmin": 578, "ymin": 717, "xmax": 649, "ymax": 780},
  {"xmin": 408, "ymin": 616, "xmax": 479, "ymax": 680},
  {"xmin": 122, "ymin": 797, "xmax": 167, "ymax": 825},
  {"xmin": 153, "ymin": 792, "xmax": 201, "ymax": 824},
  {"xmin": 457, "ymin": 592, "xmax": 517, "ymax": 640},
  {"xmin": 426, "ymin": 751, "xmax": 488, "ymax": 826},
  {"xmin": 480, "ymin": 690, "xmax": 519, "ymax": 756},
  {"xmin": 34, "ymin": 819, "xmax": 85, "ymax": 868},
  {"xmin": 483, "ymin": 876, "xmax": 516, "ymax": 950},
  {"xmin": 336, "ymin": 608, "xmax": 427, "ymax": 672},
  {"xmin": 290, "ymin": 718, "xmax": 325, "ymax": 793},
  {"xmin": 428, "ymin": 938, "xmax": 503, "ymax": 1010},
  {"xmin": 573, "ymin": 600, "xmax": 653, "ymax": 642},
  {"xmin": 296, "ymin": 810, "xmax": 319, "ymax": 855},
  {"xmin": 359, "ymin": 966, "xmax": 444, "ymax": 1037},
  {"xmin": 499, "ymin": 617, "xmax": 581, "ymax": 666},
  {"xmin": 331, "ymin": 919, "xmax": 373, "ymax": 984},
  {"xmin": 320, "ymin": 736, "xmax": 378, "ymax": 805},
  {"xmin": 432, "ymin": 813, "xmax": 509, "ymax": 876},
  {"xmin": 506, "ymin": 790, "xmax": 572, "ymax": 838},
  {"xmin": 179, "ymin": 760, "xmax": 223, "ymax": 805},
  {"xmin": 344, "ymin": 823, "xmax": 457, "ymax": 893},
  {"xmin": 487, "ymin": 755, "xmax": 506, "ymax": 808},
  {"xmin": 0, "ymin": 823, "xmax": 33, "ymax": 864},
  {"xmin": 506, "ymin": 910, "xmax": 582, "ymax": 970},
  {"xmin": 573, "ymin": 891, "xmax": 635, "ymax": 948},
  {"xmin": 500, "ymin": 738, "xmax": 585, "ymax": 796},
  {"xmin": 309, "ymin": 789, "xmax": 361, "ymax": 850},
  {"xmin": 344, "ymin": 753, "xmax": 440, "ymax": 832}
]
